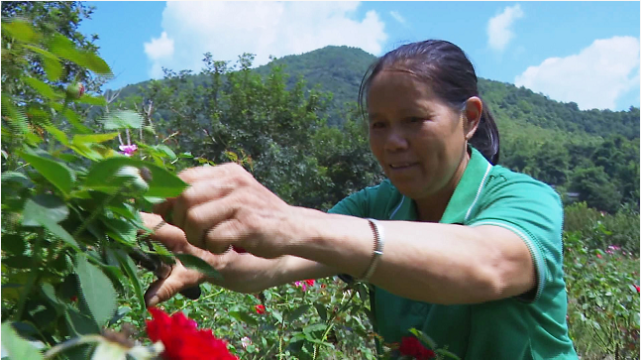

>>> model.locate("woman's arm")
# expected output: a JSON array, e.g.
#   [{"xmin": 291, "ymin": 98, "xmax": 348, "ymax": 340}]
[
  {"xmin": 156, "ymin": 163, "xmax": 536, "ymax": 306},
  {"xmin": 140, "ymin": 212, "xmax": 338, "ymax": 306},
  {"xmin": 287, "ymin": 208, "xmax": 536, "ymax": 305}
]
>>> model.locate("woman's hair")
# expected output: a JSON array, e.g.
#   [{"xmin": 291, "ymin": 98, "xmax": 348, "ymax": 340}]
[{"xmin": 358, "ymin": 39, "xmax": 500, "ymax": 164}]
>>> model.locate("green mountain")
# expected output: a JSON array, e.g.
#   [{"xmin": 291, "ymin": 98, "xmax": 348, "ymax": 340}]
[{"xmin": 111, "ymin": 45, "xmax": 639, "ymax": 212}]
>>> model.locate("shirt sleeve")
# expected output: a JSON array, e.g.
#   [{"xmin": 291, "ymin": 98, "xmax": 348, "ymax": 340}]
[{"xmin": 467, "ymin": 174, "xmax": 564, "ymax": 302}]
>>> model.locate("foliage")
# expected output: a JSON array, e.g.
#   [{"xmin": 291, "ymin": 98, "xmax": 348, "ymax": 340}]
[{"xmin": 564, "ymin": 227, "xmax": 640, "ymax": 359}]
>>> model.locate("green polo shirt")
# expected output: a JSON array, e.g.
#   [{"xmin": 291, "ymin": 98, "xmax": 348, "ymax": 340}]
[{"xmin": 328, "ymin": 147, "xmax": 577, "ymax": 360}]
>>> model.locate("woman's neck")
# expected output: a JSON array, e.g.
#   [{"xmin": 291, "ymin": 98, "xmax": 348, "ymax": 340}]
[{"xmin": 414, "ymin": 148, "xmax": 471, "ymax": 223}]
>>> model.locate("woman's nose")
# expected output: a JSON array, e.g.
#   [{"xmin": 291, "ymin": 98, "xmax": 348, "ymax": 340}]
[{"xmin": 384, "ymin": 127, "xmax": 409, "ymax": 152}]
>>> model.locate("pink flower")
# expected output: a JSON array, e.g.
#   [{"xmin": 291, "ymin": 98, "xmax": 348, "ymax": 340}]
[
  {"xmin": 119, "ymin": 144, "xmax": 138, "ymax": 157},
  {"xmin": 294, "ymin": 279, "xmax": 315, "ymax": 291},
  {"xmin": 241, "ymin": 337, "xmax": 252, "ymax": 349}
]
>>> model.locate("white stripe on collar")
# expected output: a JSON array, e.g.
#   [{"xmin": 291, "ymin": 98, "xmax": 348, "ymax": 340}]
[
  {"xmin": 464, "ymin": 162, "xmax": 493, "ymax": 223},
  {"xmin": 389, "ymin": 196, "xmax": 405, "ymax": 219}
]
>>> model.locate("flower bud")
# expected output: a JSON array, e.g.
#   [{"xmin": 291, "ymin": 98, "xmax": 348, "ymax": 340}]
[{"xmin": 65, "ymin": 82, "xmax": 85, "ymax": 99}]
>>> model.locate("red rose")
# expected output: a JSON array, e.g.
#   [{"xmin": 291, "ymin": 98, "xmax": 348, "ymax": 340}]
[
  {"xmin": 254, "ymin": 304, "xmax": 266, "ymax": 315},
  {"xmin": 635, "ymin": 285, "xmax": 640, "ymax": 293},
  {"xmin": 146, "ymin": 307, "xmax": 237, "ymax": 360},
  {"xmin": 305, "ymin": 279, "xmax": 315, "ymax": 287},
  {"xmin": 399, "ymin": 336, "xmax": 436, "ymax": 360}
]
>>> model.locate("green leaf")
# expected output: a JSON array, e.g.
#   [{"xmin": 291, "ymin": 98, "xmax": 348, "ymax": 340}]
[
  {"xmin": 77, "ymin": 95, "xmax": 107, "ymax": 106},
  {"xmin": 1, "ymin": 321, "xmax": 45, "ymax": 360},
  {"xmin": 2, "ymin": 20, "xmax": 40, "ymax": 43},
  {"xmin": 84, "ymin": 157, "xmax": 188, "ymax": 198},
  {"xmin": 42, "ymin": 56, "xmax": 64, "ymax": 82},
  {"xmin": 1, "ymin": 171, "xmax": 32, "ymax": 188},
  {"xmin": 43, "ymin": 125, "xmax": 69, "ymax": 146},
  {"xmin": 23, "ymin": 45, "xmax": 63, "ymax": 82},
  {"xmin": 154, "ymin": 145, "xmax": 177, "ymax": 160},
  {"xmin": 102, "ymin": 218, "xmax": 137, "ymax": 245},
  {"xmin": 19, "ymin": 150, "xmax": 75, "ymax": 195},
  {"xmin": 114, "ymin": 251, "xmax": 145, "ymax": 309},
  {"xmin": 229, "ymin": 310, "xmax": 258, "ymax": 326},
  {"xmin": 75, "ymin": 255, "xmax": 117, "ymax": 327},
  {"xmin": 286, "ymin": 305, "xmax": 311, "ymax": 323},
  {"xmin": 65, "ymin": 307, "xmax": 100, "ymax": 336},
  {"xmin": 47, "ymin": 34, "xmax": 111, "ymax": 75},
  {"xmin": 314, "ymin": 303, "xmax": 327, "ymax": 322},
  {"xmin": 175, "ymin": 254, "xmax": 222, "ymax": 281},
  {"xmin": 39, "ymin": 217, "xmax": 81, "ymax": 251},
  {"xmin": 72, "ymin": 133, "xmax": 119, "ymax": 145},
  {"xmin": 50, "ymin": 102, "xmax": 92, "ymax": 134},
  {"xmin": 24, "ymin": 77, "xmax": 62, "ymax": 100},
  {"xmin": 22, "ymin": 194, "xmax": 69, "ymax": 226},
  {"xmin": 102, "ymin": 110, "xmax": 143, "ymax": 130}
]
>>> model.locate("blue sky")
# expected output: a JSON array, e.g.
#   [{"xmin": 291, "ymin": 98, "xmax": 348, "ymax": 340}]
[{"xmin": 80, "ymin": 1, "xmax": 640, "ymax": 111}]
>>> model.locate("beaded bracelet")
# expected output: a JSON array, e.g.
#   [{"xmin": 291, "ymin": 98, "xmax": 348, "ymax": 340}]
[{"xmin": 359, "ymin": 218, "xmax": 385, "ymax": 282}]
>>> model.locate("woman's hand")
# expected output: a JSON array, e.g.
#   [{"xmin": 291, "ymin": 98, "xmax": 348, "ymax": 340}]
[
  {"xmin": 140, "ymin": 212, "xmax": 291, "ymax": 306},
  {"xmin": 153, "ymin": 163, "xmax": 302, "ymax": 259}
]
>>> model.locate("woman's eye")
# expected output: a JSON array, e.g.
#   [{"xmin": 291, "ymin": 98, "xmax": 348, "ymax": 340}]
[
  {"xmin": 371, "ymin": 122, "xmax": 385, "ymax": 129},
  {"xmin": 407, "ymin": 117, "xmax": 424, "ymax": 123}
]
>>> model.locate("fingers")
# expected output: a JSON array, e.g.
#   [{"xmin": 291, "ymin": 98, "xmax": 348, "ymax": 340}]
[
  {"xmin": 171, "ymin": 180, "xmax": 235, "ymax": 231},
  {"xmin": 180, "ymin": 196, "xmax": 242, "ymax": 252},
  {"xmin": 139, "ymin": 212, "xmax": 190, "ymax": 253},
  {"xmin": 153, "ymin": 163, "xmax": 249, "ymax": 224},
  {"xmin": 145, "ymin": 262, "xmax": 205, "ymax": 307}
]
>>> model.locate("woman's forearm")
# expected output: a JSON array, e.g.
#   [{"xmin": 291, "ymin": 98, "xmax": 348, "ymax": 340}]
[{"xmin": 285, "ymin": 207, "xmax": 534, "ymax": 305}]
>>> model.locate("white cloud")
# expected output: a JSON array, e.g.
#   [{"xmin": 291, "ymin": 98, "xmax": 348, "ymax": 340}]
[
  {"xmin": 144, "ymin": 31, "xmax": 174, "ymax": 61},
  {"xmin": 144, "ymin": 2, "xmax": 387, "ymax": 79},
  {"xmin": 514, "ymin": 36, "xmax": 640, "ymax": 110},
  {"xmin": 390, "ymin": 11, "xmax": 406, "ymax": 25},
  {"xmin": 487, "ymin": 4, "xmax": 524, "ymax": 52}
]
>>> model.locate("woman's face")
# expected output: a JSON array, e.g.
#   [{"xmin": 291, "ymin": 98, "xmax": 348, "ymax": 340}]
[{"xmin": 367, "ymin": 69, "xmax": 477, "ymax": 201}]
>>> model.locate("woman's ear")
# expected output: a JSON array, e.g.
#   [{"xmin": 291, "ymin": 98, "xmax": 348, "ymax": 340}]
[{"xmin": 462, "ymin": 96, "xmax": 483, "ymax": 141}]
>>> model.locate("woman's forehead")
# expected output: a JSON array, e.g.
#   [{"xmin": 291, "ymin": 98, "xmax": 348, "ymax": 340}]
[{"xmin": 367, "ymin": 70, "xmax": 437, "ymax": 112}]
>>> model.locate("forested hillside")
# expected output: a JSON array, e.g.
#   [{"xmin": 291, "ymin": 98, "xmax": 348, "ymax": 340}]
[{"xmin": 114, "ymin": 46, "xmax": 640, "ymax": 213}]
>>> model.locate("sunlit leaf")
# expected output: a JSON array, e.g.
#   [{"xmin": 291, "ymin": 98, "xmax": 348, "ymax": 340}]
[
  {"xmin": 84, "ymin": 157, "xmax": 187, "ymax": 198},
  {"xmin": 77, "ymin": 95, "xmax": 107, "ymax": 106},
  {"xmin": 24, "ymin": 45, "xmax": 63, "ymax": 82},
  {"xmin": 44, "ymin": 125, "xmax": 69, "ymax": 145},
  {"xmin": 1, "ymin": 321, "xmax": 45, "ymax": 360},
  {"xmin": 2, "ymin": 20, "xmax": 40, "ymax": 44},
  {"xmin": 24, "ymin": 77, "xmax": 63, "ymax": 100},
  {"xmin": 72, "ymin": 133, "xmax": 119, "ymax": 145}
]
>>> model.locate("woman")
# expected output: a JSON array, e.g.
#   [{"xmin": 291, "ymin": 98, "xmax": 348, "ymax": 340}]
[{"xmin": 142, "ymin": 40, "xmax": 578, "ymax": 359}]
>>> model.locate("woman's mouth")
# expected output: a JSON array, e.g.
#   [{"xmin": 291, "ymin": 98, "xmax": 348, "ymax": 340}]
[{"xmin": 389, "ymin": 162, "xmax": 418, "ymax": 170}]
